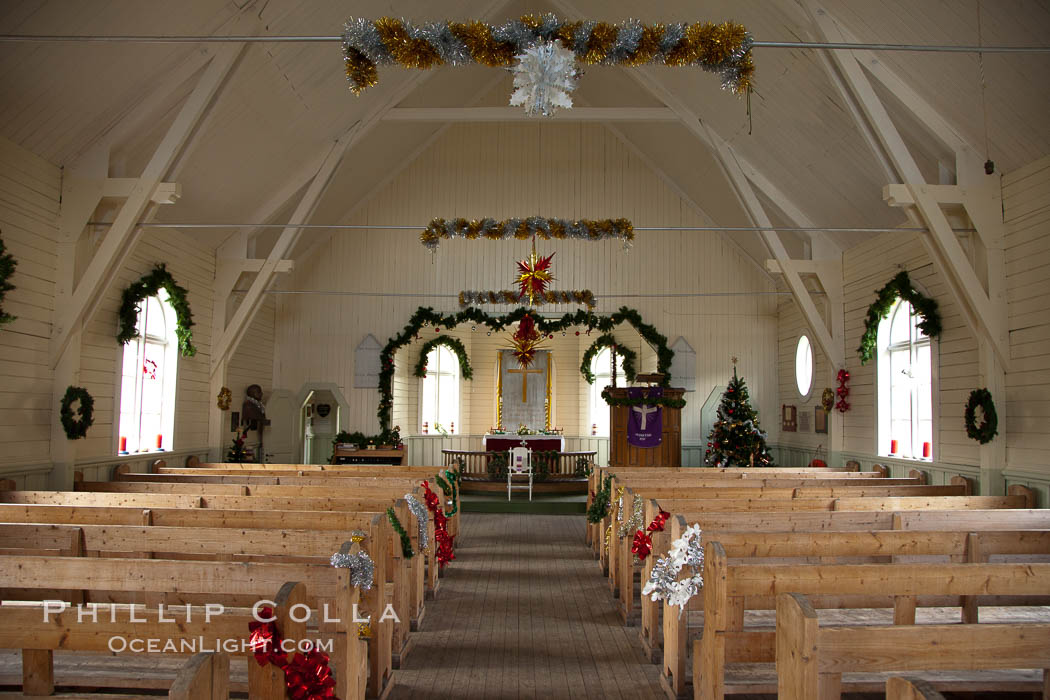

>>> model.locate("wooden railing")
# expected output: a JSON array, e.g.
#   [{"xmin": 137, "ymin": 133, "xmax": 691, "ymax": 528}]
[{"xmin": 442, "ymin": 449, "xmax": 595, "ymax": 478}]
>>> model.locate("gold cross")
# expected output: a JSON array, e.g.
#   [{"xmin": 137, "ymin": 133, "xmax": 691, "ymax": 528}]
[{"xmin": 507, "ymin": 365, "xmax": 543, "ymax": 402}]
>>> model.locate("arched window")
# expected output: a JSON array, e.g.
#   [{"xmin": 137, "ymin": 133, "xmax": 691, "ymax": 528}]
[
  {"xmin": 588, "ymin": 348, "xmax": 624, "ymax": 437},
  {"xmin": 421, "ymin": 345, "xmax": 459, "ymax": 434},
  {"xmin": 877, "ymin": 299, "xmax": 933, "ymax": 460},
  {"xmin": 118, "ymin": 290, "xmax": 179, "ymax": 453}
]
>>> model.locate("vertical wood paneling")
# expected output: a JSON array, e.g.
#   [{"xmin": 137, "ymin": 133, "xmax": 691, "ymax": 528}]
[
  {"xmin": 776, "ymin": 294, "xmax": 832, "ymax": 460},
  {"xmin": 1003, "ymin": 155, "xmax": 1050, "ymax": 475},
  {"xmin": 273, "ymin": 123, "xmax": 779, "ymax": 440},
  {"xmin": 0, "ymin": 136, "xmax": 58, "ymax": 469}
]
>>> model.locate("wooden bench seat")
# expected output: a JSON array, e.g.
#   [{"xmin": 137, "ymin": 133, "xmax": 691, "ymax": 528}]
[
  {"xmin": 0, "ymin": 556, "xmax": 369, "ymax": 698},
  {"xmin": 776, "ymin": 591, "xmax": 1050, "ymax": 699}
]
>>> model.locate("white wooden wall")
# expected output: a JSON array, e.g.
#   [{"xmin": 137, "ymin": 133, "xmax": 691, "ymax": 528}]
[
  {"xmin": 0, "ymin": 137, "xmax": 59, "ymax": 485},
  {"xmin": 272, "ymin": 123, "xmax": 779, "ymax": 444},
  {"xmin": 1003, "ymin": 155, "xmax": 1050, "ymax": 500},
  {"xmin": 776, "ymin": 294, "xmax": 832, "ymax": 462}
]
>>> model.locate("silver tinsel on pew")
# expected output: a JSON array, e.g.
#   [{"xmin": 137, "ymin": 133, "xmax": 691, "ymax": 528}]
[
  {"xmin": 641, "ymin": 523, "xmax": 704, "ymax": 614},
  {"xmin": 331, "ymin": 548, "xmax": 375, "ymax": 591},
  {"xmin": 342, "ymin": 15, "xmax": 754, "ymax": 97},
  {"xmin": 404, "ymin": 493, "xmax": 429, "ymax": 552},
  {"xmin": 618, "ymin": 497, "xmax": 645, "ymax": 538}
]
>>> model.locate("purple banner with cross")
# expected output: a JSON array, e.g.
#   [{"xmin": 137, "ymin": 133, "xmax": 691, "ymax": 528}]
[{"xmin": 627, "ymin": 387, "xmax": 663, "ymax": 448}]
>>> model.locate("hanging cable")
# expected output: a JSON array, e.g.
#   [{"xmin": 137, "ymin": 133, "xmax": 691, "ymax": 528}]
[{"xmin": 976, "ymin": 1, "xmax": 995, "ymax": 174}]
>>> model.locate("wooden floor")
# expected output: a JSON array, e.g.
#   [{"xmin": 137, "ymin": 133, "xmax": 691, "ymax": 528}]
[{"xmin": 389, "ymin": 512, "xmax": 665, "ymax": 700}]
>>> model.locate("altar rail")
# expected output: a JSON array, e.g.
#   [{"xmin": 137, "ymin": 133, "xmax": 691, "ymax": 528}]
[{"xmin": 442, "ymin": 450, "xmax": 596, "ymax": 477}]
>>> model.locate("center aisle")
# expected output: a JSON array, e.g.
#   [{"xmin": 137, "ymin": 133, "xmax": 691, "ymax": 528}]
[{"xmin": 389, "ymin": 512, "xmax": 665, "ymax": 699}]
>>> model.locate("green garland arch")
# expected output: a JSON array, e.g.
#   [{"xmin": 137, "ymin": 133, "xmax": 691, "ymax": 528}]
[
  {"xmin": 376, "ymin": 306, "xmax": 676, "ymax": 432},
  {"xmin": 117, "ymin": 264, "xmax": 197, "ymax": 357},
  {"xmin": 580, "ymin": 334, "xmax": 637, "ymax": 384},
  {"xmin": 413, "ymin": 335, "xmax": 474, "ymax": 380},
  {"xmin": 964, "ymin": 388, "xmax": 999, "ymax": 444},
  {"xmin": 0, "ymin": 231, "xmax": 17, "ymax": 327},
  {"xmin": 60, "ymin": 385, "xmax": 94, "ymax": 440},
  {"xmin": 857, "ymin": 271, "xmax": 941, "ymax": 364}
]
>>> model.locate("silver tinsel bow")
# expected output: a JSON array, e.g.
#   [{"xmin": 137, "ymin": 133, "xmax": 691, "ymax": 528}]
[
  {"xmin": 331, "ymin": 545, "xmax": 375, "ymax": 591},
  {"xmin": 641, "ymin": 524, "xmax": 705, "ymax": 615},
  {"xmin": 404, "ymin": 493, "xmax": 429, "ymax": 552},
  {"xmin": 509, "ymin": 38, "xmax": 579, "ymax": 117}
]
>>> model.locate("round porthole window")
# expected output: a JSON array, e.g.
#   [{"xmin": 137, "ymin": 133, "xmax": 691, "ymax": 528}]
[{"xmin": 795, "ymin": 335, "xmax": 813, "ymax": 398}]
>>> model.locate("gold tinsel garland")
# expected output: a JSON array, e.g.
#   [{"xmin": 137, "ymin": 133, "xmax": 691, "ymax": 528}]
[
  {"xmin": 420, "ymin": 217, "xmax": 634, "ymax": 251},
  {"xmin": 343, "ymin": 15, "xmax": 754, "ymax": 95},
  {"xmin": 459, "ymin": 289, "xmax": 596, "ymax": 309}
]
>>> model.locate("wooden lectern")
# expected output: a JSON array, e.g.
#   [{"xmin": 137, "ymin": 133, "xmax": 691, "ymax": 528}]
[{"xmin": 607, "ymin": 378, "xmax": 684, "ymax": 468}]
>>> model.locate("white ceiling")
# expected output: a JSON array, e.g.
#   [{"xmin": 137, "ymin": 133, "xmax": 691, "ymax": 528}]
[{"xmin": 1, "ymin": 0, "xmax": 1048, "ymax": 267}]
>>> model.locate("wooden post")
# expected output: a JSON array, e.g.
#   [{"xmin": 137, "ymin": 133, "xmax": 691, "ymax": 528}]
[
  {"xmin": 21, "ymin": 649, "xmax": 54, "ymax": 696},
  {"xmin": 776, "ymin": 593, "xmax": 820, "ymax": 700},
  {"xmin": 961, "ymin": 531, "xmax": 984, "ymax": 623},
  {"xmin": 886, "ymin": 676, "xmax": 946, "ymax": 700},
  {"xmin": 170, "ymin": 652, "xmax": 229, "ymax": 700},
  {"xmin": 249, "ymin": 581, "xmax": 308, "ymax": 699},
  {"xmin": 697, "ymin": 542, "xmax": 728, "ymax": 700}
]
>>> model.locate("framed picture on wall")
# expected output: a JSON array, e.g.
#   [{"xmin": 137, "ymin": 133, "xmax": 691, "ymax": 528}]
[
  {"xmin": 815, "ymin": 407, "xmax": 828, "ymax": 434},
  {"xmin": 781, "ymin": 404, "xmax": 797, "ymax": 432}
]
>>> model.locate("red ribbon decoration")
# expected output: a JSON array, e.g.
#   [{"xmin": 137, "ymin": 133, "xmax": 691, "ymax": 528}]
[
  {"xmin": 422, "ymin": 480, "xmax": 455, "ymax": 568},
  {"xmin": 247, "ymin": 607, "xmax": 338, "ymax": 699},
  {"xmin": 632, "ymin": 530, "xmax": 653, "ymax": 560},
  {"xmin": 835, "ymin": 368, "xmax": 851, "ymax": 413},
  {"xmin": 646, "ymin": 509, "xmax": 671, "ymax": 534}
]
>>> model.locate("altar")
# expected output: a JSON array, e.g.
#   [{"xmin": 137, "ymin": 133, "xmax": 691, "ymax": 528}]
[{"xmin": 483, "ymin": 434, "xmax": 564, "ymax": 453}]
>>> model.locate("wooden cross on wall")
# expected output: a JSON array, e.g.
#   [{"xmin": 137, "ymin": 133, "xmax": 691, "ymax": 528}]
[{"xmin": 507, "ymin": 365, "xmax": 543, "ymax": 403}]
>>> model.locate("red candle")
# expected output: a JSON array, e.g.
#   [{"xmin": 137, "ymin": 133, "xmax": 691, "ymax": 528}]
[
  {"xmin": 119, "ymin": 436, "xmax": 127, "ymax": 452},
  {"xmin": 922, "ymin": 442, "xmax": 931, "ymax": 458},
  {"xmin": 156, "ymin": 434, "xmax": 163, "ymax": 449},
  {"xmin": 890, "ymin": 439, "xmax": 898, "ymax": 454}
]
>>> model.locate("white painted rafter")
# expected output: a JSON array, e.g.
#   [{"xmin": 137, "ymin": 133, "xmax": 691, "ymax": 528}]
[{"xmin": 49, "ymin": 40, "xmax": 247, "ymax": 369}]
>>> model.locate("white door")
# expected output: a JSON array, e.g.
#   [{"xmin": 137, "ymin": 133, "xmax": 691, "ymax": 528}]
[{"xmin": 265, "ymin": 390, "xmax": 296, "ymax": 464}]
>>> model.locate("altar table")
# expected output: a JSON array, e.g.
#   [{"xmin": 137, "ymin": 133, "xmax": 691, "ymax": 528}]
[{"xmin": 483, "ymin": 434, "xmax": 564, "ymax": 453}]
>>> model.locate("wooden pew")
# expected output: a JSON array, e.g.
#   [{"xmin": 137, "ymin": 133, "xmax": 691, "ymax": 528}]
[
  {"xmin": 652, "ymin": 508, "xmax": 1050, "ymax": 698},
  {"xmin": 693, "ymin": 542, "xmax": 1050, "ymax": 700},
  {"xmin": 0, "ymin": 558, "xmax": 369, "ymax": 699},
  {"xmin": 776, "ymin": 592, "xmax": 1050, "ymax": 699},
  {"xmin": 169, "ymin": 652, "xmax": 230, "ymax": 700},
  {"xmin": 0, "ymin": 502, "xmax": 402, "ymax": 695},
  {"xmin": 885, "ymin": 676, "xmax": 947, "ymax": 700}
]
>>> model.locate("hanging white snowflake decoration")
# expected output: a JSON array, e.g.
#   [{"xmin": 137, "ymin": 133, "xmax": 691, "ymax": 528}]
[{"xmin": 509, "ymin": 39, "xmax": 579, "ymax": 117}]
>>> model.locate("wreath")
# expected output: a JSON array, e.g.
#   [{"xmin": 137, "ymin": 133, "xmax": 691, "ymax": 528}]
[
  {"xmin": 857, "ymin": 271, "xmax": 941, "ymax": 364},
  {"xmin": 377, "ymin": 306, "xmax": 676, "ymax": 432},
  {"xmin": 0, "ymin": 231, "xmax": 16, "ymax": 327},
  {"xmin": 964, "ymin": 388, "xmax": 998, "ymax": 444},
  {"xmin": 60, "ymin": 385, "xmax": 94, "ymax": 440},
  {"xmin": 216, "ymin": 386, "xmax": 232, "ymax": 411},
  {"xmin": 413, "ymin": 335, "xmax": 473, "ymax": 380},
  {"xmin": 117, "ymin": 264, "xmax": 196, "ymax": 357},
  {"xmin": 581, "ymin": 334, "xmax": 637, "ymax": 384}
]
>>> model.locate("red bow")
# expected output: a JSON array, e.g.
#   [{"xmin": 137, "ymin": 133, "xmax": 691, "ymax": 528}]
[
  {"xmin": 248, "ymin": 608, "xmax": 339, "ymax": 699},
  {"xmin": 646, "ymin": 510, "xmax": 671, "ymax": 534},
  {"xmin": 422, "ymin": 480, "xmax": 456, "ymax": 568},
  {"xmin": 632, "ymin": 530, "xmax": 653, "ymax": 560}
]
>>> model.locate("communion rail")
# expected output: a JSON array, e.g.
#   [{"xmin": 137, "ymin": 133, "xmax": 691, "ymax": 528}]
[{"xmin": 441, "ymin": 449, "xmax": 595, "ymax": 477}]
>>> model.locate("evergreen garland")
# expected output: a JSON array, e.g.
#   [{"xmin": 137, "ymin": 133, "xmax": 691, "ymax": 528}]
[
  {"xmin": 59, "ymin": 385, "xmax": 94, "ymax": 440},
  {"xmin": 586, "ymin": 473, "xmax": 614, "ymax": 524},
  {"xmin": 580, "ymin": 334, "xmax": 637, "ymax": 384},
  {"xmin": 413, "ymin": 335, "xmax": 473, "ymax": 379},
  {"xmin": 600, "ymin": 386, "xmax": 687, "ymax": 409},
  {"xmin": 964, "ymin": 388, "xmax": 999, "ymax": 444},
  {"xmin": 703, "ymin": 367, "xmax": 774, "ymax": 468},
  {"xmin": 377, "ymin": 306, "xmax": 675, "ymax": 432},
  {"xmin": 117, "ymin": 264, "xmax": 196, "ymax": 357},
  {"xmin": 857, "ymin": 271, "xmax": 941, "ymax": 364},
  {"xmin": 387, "ymin": 507, "xmax": 414, "ymax": 559},
  {"xmin": 0, "ymin": 231, "xmax": 17, "ymax": 326},
  {"xmin": 435, "ymin": 472, "xmax": 458, "ymax": 516}
]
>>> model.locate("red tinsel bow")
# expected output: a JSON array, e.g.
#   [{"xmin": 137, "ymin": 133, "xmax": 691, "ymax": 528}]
[
  {"xmin": 422, "ymin": 480, "xmax": 455, "ymax": 568},
  {"xmin": 646, "ymin": 510, "xmax": 671, "ymax": 534},
  {"xmin": 248, "ymin": 608, "xmax": 339, "ymax": 699},
  {"xmin": 632, "ymin": 530, "xmax": 653, "ymax": 560}
]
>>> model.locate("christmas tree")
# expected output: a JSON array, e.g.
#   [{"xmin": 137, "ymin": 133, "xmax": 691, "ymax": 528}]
[
  {"xmin": 704, "ymin": 366, "xmax": 775, "ymax": 468},
  {"xmin": 226, "ymin": 429, "xmax": 250, "ymax": 463}
]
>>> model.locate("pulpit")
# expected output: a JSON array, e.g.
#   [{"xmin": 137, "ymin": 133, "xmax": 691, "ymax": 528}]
[{"xmin": 606, "ymin": 385, "xmax": 684, "ymax": 468}]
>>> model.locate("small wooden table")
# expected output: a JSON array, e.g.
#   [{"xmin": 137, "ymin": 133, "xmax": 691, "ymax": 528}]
[{"xmin": 331, "ymin": 447, "xmax": 405, "ymax": 465}]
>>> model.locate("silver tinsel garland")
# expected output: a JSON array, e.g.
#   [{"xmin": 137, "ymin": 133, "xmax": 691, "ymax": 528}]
[
  {"xmin": 331, "ymin": 545, "xmax": 376, "ymax": 591},
  {"xmin": 617, "ymin": 497, "xmax": 645, "ymax": 538},
  {"xmin": 641, "ymin": 524, "xmax": 705, "ymax": 614},
  {"xmin": 342, "ymin": 15, "xmax": 754, "ymax": 95},
  {"xmin": 404, "ymin": 493, "xmax": 429, "ymax": 552}
]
